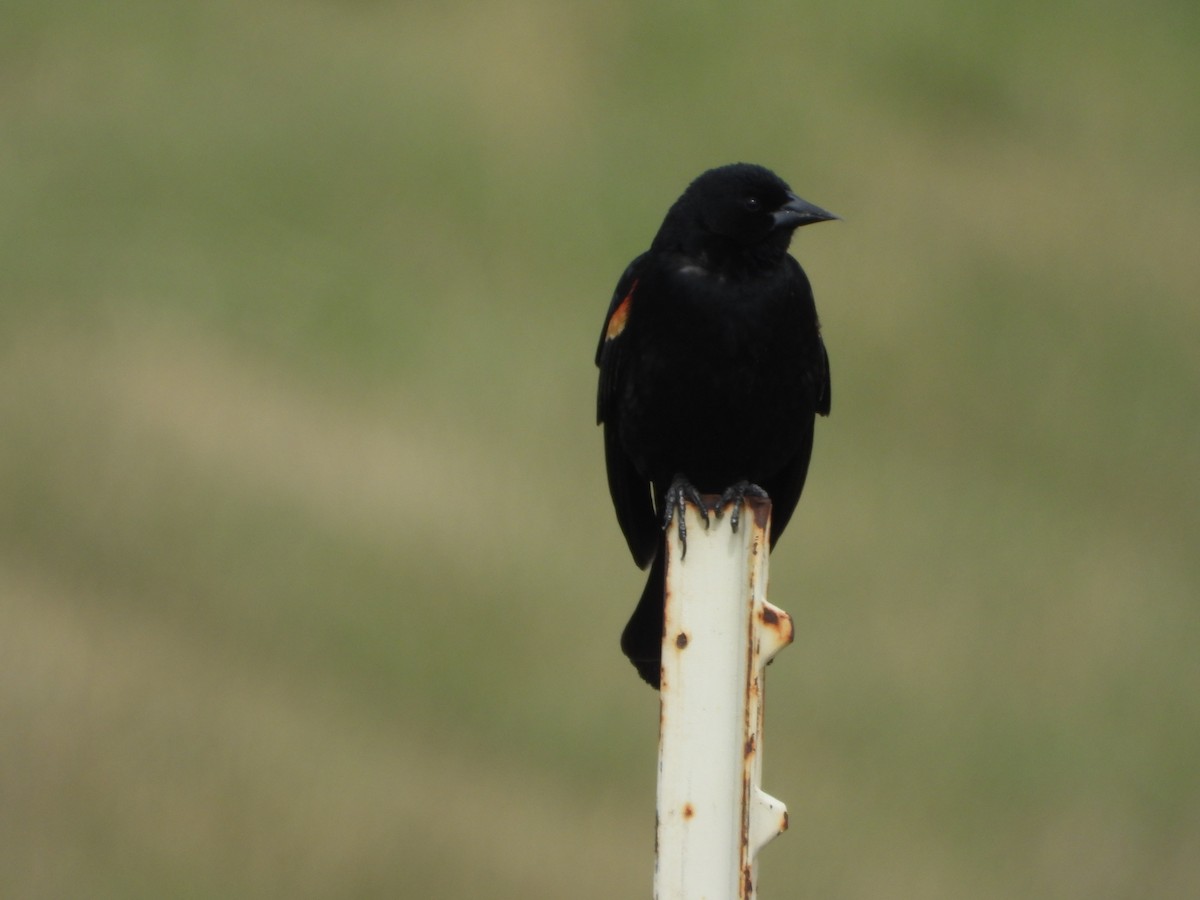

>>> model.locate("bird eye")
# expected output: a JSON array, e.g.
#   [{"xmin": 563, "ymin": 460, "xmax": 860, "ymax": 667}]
[{"xmin": 744, "ymin": 196, "xmax": 761, "ymax": 211}]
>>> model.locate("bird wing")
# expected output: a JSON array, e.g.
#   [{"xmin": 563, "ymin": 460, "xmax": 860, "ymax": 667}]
[
  {"xmin": 816, "ymin": 334, "xmax": 832, "ymax": 417},
  {"xmin": 763, "ymin": 421, "xmax": 816, "ymax": 548},
  {"xmin": 596, "ymin": 255, "xmax": 659, "ymax": 569},
  {"xmin": 763, "ymin": 268, "xmax": 831, "ymax": 547}
]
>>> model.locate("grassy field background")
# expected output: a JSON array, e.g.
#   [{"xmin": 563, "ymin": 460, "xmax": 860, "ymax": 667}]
[{"xmin": 2, "ymin": 1, "xmax": 1197, "ymax": 897}]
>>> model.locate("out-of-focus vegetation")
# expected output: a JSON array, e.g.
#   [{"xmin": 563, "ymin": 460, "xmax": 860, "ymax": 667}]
[{"xmin": 2, "ymin": 1, "xmax": 1197, "ymax": 897}]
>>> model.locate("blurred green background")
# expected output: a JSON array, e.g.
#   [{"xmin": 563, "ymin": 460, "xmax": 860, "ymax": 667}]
[{"xmin": 2, "ymin": 1, "xmax": 1197, "ymax": 897}]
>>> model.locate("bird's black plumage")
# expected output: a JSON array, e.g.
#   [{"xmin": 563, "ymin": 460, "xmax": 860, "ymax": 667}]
[{"xmin": 595, "ymin": 163, "xmax": 835, "ymax": 687}]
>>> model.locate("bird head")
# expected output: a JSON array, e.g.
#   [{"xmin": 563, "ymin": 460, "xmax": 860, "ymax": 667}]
[{"xmin": 654, "ymin": 163, "xmax": 837, "ymax": 271}]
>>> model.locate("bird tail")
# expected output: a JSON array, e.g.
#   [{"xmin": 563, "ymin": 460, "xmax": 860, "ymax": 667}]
[{"xmin": 621, "ymin": 547, "xmax": 666, "ymax": 688}]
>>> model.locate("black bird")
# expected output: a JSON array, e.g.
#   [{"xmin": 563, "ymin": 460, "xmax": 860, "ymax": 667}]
[{"xmin": 595, "ymin": 163, "xmax": 835, "ymax": 687}]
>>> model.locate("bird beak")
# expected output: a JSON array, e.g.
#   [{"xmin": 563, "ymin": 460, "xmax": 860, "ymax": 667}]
[{"xmin": 773, "ymin": 193, "xmax": 840, "ymax": 229}]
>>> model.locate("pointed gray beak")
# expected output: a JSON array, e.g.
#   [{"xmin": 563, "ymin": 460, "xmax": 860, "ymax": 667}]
[{"xmin": 773, "ymin": 192, "xmax": 840, "ymax": 229}]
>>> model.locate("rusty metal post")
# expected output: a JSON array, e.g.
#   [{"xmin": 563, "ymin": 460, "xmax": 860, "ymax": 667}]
[{"xmin": 654, "ymin": 495, "xmax": 793, "ymax": 900}]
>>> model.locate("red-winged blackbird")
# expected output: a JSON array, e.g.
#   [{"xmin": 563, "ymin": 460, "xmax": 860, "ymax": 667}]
[{"xmin": 595, "ymin": 163, "xmax": 836, "ymax": 687}]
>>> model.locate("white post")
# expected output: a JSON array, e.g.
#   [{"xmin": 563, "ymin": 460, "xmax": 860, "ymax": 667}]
[{"xmin": 654, "ymin": 495, "xmax": 793, "ymax": 900}]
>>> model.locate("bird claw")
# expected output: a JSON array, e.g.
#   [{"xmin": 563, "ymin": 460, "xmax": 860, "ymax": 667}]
[
  {"xmin": 714, "ymin": 480, "xmax": 770, "ymax": 533},
  {"xmin": 662, "ymin": 474, "xmax": 709, "ymax": 559}
]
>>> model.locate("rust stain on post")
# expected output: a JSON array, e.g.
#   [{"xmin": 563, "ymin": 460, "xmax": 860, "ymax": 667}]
[
  {"xmin": 748, "ymin": 495, "xmax": 771, "ymax": 531},
  {"xmin": 739, "ymin": 555, "xmax": 759, "ymax": 899},
  {"xmin": 759, "ymin": 602, "xmax": 795, "ymax": 650}
]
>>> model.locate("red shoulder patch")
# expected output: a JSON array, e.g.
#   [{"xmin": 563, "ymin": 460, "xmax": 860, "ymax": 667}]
[{"xmin": 605, "ymin": 279, "xmax": 638, "ymax": 341}]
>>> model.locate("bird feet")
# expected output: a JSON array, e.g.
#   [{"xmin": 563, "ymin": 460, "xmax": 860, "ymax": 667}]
[
  {"xmin": 663, "ymin": 477, "xmax": 772, "ymax": 556},
  {"xmin": 713, "ymin": 480, "xmax": 769, "ymax": 533},
  {"xmin": 662, "ymin": 474, "xmax": 709, "ymax": 559}
]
